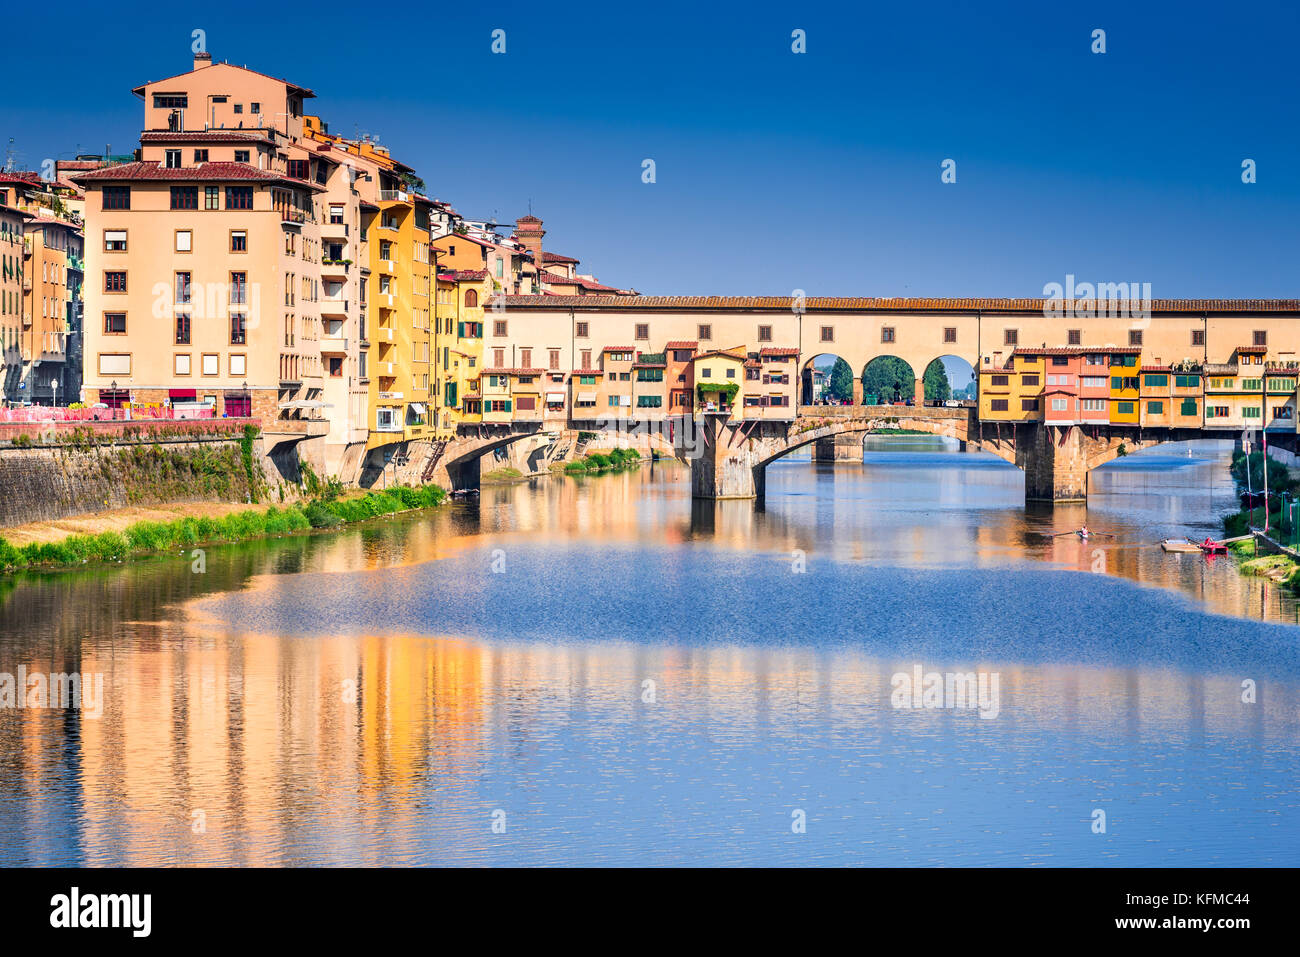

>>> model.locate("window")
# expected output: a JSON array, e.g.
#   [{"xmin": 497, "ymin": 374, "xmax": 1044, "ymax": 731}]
[
  {"xmin": 174, "ymin": 354, "xmax": 191, "ymax": 376},
  {"xmin": 1117, "ymin": 401, "xmax": 1135, "ymax": 414},
  {"xmin": 576, "ymin": 321, "xmax": 589, "ymax": 338},
  {"xmin": 230, "ymin": 272, "xmax": 246, "ymax": 304},
  {"xmin": 104, "ymin": 229, "xmax": 127, "ymax": 251},
  {"xmin": 230, "ymin": 313, "xmax": 247, "ymax": 345},
  {"xmin": 1051, "ymin": 398, "xmax": 1067, "ymax": 411},
  {"xmin": 233, "ymin": 103, "xmax": 244, "ymax": 114},
  {"xmin": 701, "ymin": 367, "xmax": 712, "ymax": 379},
  {"xmin": 1081, "ymin": 376, "xmax": 1106, "ymax": 387},
  {"xmin": 819, "ymin": 326, "xmax": 834, "ymax": 343},
  {"xmin": 201, "ymin": 354, "xmax": 219, "ymax": 376},
  {"xmin": 635, "ymin": 324, "xmax": 649, "ymax": 340},
  {"xmin": 194, "ymin": 149, "xmax": 209, "ymax": 162},
  {"xmin": 881, "ymin": 327, "xmax": 895, "ymax": 344},
  {"xmin": 97, "ymin": 353, "xmax": 131, "ymax": 376},
  {"xmin": 1129, "ymin": 330, "xmax": 1143, "ymax": 346},
  {"xmin": 287, "ymin": 160, "xmax": 309, "ymax": 180},
  {"xmin": 169, "ymin": 186, "xmax": 197, "ymax": 210},
  {"xmin": 251, "ymin": 102, "xmax": 261, "ymax": 115},
  {"xmin": 637, "ymin": 395, "xmax": 663, "ymax": 408},
  {"xmin": 944, "ymin": 327, "xmax": 957, "ymax": 343},
  {"xmin": 1021, "ymin": 398, "xmax": 1039, "ymax": 411},
  {"xmin": 1004, "ymin": 329, "xmax": 1018, "ymax": 346},
  {"xmin": 1143, "ymin": 374, "xmax": 1168, "ymax": 387},
  {"xmin": 175, "ymin": 313, "xmax": 191, "ymax": 344},
  {"xmin": 1068, "ymin": 329, "xmax": 1081, "ymax": 345},
  {"xmin": 1254, "ymin": 330, "xmax": 1267, "ymax": 347},
  {"xmin": 104, "ymin": 271, "xmax": 127, "ymax": 292},
  {"xmin": 698, "ymin": 324, "xmax": 712, "ymax": 341},
  {"xmin": 230, "ymin": 230, "xmax": 247, "ymax": 253},
  {"xmin": 103, "ymin": 186, "xmax": 130, "ymax": 210},
  {"xmin": 637, "ymin": 367, "xmax": 664, "ymax": 382},
  {"xmin": 1242, "ymin": 378, "xmax": 1261, "ymax": 391},
  {"xmin": 234, "ymin": 150, "xmax": 250, "ymax": 164},
  {"xmin": 226, "ymin": 187, "xmax": 253, "ymax": 210},
  {"xmin": 1192, "ymin": 329, "xmax": 1205, "ymax": 346},
  {"xmin": 1180, "ymin": 398, "xmax": 1197, "ymax": 416},
  {"xmin": 175, "ymin": 272, "xmax": 191, "ymax": 304},
  {"xmin": 726, "ymin": 368, "xmax": 736, "ymax": 378},
  {"xmin": 991, "ymin": 399, "xmax": 1009, "ymax": 412},
  {"xmin": 1175, "ymin": 374, "xmax": 1199, "ymax": 388},
  {"xmin": 991, "ymin": 375, "xmax": 1009, "ymax": 387},
  {"xmin": 164, "ymin": 149, "xmax": 182, "ymax": 168},
  {"xmin": 153, "ymin": 94, "xmax": 188, "ymax": 108},
  {"xmin": 103, "ymin": 312, "xmax": 126, "ymax": 334},
  {"xmin": 465, "ymin": 289, "xmax": 478, "ymax": 308},
  {"xmin": 1147, "ymin": 401, "xmax": 1164, "ymax": 414},
  {"xmin": 1243, "ymin": 406, "xmax": 1261, "ymax": 419},
  {"xmin": 230, "ymin": 354, "xmax": 247, "ymax": 377},
  {"xmin": 494, "ymin": 321, "xmax": 507, "ymax": 337},
  {"xmin": 1021, "ymin": 374, "xmax": 1039, "ymax": 386}
]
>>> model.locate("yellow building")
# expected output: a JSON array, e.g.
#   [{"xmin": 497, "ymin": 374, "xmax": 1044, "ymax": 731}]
[
  {"xmin": 433, "ymin": 269, "xmax": 487, "ymax": 431},
  {"xmin": 1107, "ymin": 349, "xmax": 1140, "ymax": 425},
  {"xmin": 692, "ymin": 348, "xmax": 746, "ymax": 417},
  {"xmin": 978, "ymin": 350, "xmax": 1044, "ymax": 422},
  {"xmin": 1264, "ymin": 363, "xmax": 1298, "ymax": 433}
]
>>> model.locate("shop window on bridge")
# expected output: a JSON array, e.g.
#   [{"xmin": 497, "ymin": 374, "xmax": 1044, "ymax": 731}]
[
  {"xmin": 637, "ymin": 395, "xmax": 662, "ymax": 408},
  {"xmin": 1180, "ymin": 399, "xmax": 1198, "ymax": 416},
  {"xmin": 1144, "ymin": 374, "xmax": 1168, "ymax": 387},
  {"xmin": 1243, "ymin": 407, "xmax": 1261, "ymax": 420},
  {"xmin": 1021, "ymin": 398, "xmax": 1039, "ymax": 411},
  {"xmin": 1273, "ymin": 406, "xmax": 1293, "ymax": 420},
  {"xmin": 1175, "ymin": 374, "xmax": 1199, "ymax": 388},
  {"xmin": 1242, "ymin": 378, "xmax": 1261, "ymax": 391},
  {"xmin": 990, "ymin": 399, "xmax": 1009, "ymax": 412},
  {"xmin": 1117, "ymin": 402, "xmax": 1135, "ymax": 415},
  {"xmin": 1146, "ymin": 401, "xmax": 1163, "ymax": 415}
]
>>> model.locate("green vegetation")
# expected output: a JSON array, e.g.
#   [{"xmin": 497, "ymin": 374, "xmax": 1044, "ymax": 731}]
[
  {"xmin": 1229, "ymin": 449, "xmax": 1296, "ymax": 496},
  {"xmin": 563, "ymin": 447, "xmax": 642, "ymax": 473},
  {"xmin": 482, "ymin": 466, "xmax": 524, "ymax": 482},
  {"xmin": 240, "ymin": 425, "xmax": 260, "ymax": 502},
  {"xmin": 862, "ymin": 356, "xmax": 915, "ymax": 403},
  {"xmin": 696, "ymin": 382, "xmax": 739, "ymax": 404},
  {"xmin": 827, "ymin": 357, "xmax": 855, "ymax": 402},
  {"xmin": 0, "ymin": 483, "xmax": 447, "ymax": 575},
  {"xmin": 922, "ymin": 359, "xmax": 952, "ymax": 401}
]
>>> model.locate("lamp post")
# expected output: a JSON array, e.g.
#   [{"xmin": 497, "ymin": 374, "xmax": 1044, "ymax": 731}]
[{"xmin": 50, "ymin": 377, "xmax": 58, "ymax": 409}]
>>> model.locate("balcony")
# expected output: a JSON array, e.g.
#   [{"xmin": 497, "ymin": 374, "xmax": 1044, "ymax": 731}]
[{"xmin": 378, "ymin": 190, "xmax": 410, "ymax": 203}]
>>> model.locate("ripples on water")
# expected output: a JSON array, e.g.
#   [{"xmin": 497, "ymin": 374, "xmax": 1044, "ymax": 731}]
[{"xmin": 1, "ymin": 437, "xmax": 1297, "ymax": 865}]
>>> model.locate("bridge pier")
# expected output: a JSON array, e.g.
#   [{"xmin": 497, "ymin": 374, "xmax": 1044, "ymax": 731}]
[
  {"xmin": 813, "ymin": 433, "xmax": 863, "ymax": 462},
  {"xmin": 690, "ymin": 414, "xmax": 764, "ymax": 499}
]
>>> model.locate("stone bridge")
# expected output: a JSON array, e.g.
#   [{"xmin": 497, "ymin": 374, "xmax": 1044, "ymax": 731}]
[{"xmin": 685, "ymin": 404, "xmax": 1259, "ymax": 503}]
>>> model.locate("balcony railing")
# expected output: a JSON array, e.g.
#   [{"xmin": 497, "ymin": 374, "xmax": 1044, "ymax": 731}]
[{"xmin": 378, "ymin": 190, "xmax": 409, "ymax": 203}]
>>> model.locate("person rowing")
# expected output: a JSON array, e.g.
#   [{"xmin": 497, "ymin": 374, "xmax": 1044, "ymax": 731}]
[{"xmin": 1078, "ymin": 524, "xmax": 1091, "ymax": 540}]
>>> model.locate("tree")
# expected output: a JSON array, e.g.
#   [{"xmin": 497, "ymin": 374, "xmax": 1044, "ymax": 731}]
[
  {"xmin": 861, "ymin": 357, "xmax": 914, "ymax": 402},
  {"xmin": 923, "ymin": 360, "xmax": 952, "ymax": 401},
  {"xmin": 1231, "ymin": 450, "xmax": 1295, "ymax": 496},
  {"xmin": 827, "ymin": 357, "xmax": 854, "ymax": 402}
]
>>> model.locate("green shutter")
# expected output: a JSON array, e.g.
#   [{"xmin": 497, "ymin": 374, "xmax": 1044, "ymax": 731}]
[
  {"xmin": 503, "ymin": 400, "xmax": 512, "ymax": 413},
  {"xmin": 458, "ymin": 321, "xmax": 465, "ymax": 338}
]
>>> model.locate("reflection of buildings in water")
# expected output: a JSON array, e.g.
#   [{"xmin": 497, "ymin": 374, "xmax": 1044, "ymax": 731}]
[{"xmin": 4, "ymin": 630, "xmax": 1288, "ymax": 864}]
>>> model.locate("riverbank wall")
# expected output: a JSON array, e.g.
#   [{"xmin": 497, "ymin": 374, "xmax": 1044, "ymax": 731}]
[{"xmin": 0, "ymin": 421, "xmax": 267, "ymax": 529}]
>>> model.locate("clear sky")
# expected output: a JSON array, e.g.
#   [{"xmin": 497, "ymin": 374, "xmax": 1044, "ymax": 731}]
[{"xmin": 5, "ymin": 1, "xmax": 1298, "ymax": 299}]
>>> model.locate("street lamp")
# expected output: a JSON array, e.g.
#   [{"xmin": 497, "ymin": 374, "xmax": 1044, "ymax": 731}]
[{"xmin": 50, "ymin": 377, "xmax": 58, "ymax": 409}]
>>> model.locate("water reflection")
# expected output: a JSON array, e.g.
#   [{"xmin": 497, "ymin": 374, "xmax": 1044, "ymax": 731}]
[{"xmin": 1, "ymin": 438, "xmax": 1297, "ymax": 866}]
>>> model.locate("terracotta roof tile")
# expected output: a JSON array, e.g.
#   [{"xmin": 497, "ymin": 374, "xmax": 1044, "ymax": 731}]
[
  {"xmin": 664, "ymin": 340, "xmax": 698, "ymax": 350},
  {"xmin": 498, "ymin": 295, "xmax": 1300, "ymax": 314}
]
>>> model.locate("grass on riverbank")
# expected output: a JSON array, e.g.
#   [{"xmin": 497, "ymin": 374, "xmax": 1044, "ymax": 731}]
[
  {"xmin": 559, "ymin": 448, "xmax": 642, "ymax": 474},
  {"xmin": 0, "ymin": 483, "xmax": 447, "ymax": 574}
]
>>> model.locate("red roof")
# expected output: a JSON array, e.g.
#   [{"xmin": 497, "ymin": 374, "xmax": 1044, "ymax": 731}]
[
  {"xmin": 571, "ymin": 368, "xmax": 603, "ymax": 375},
  {"xmin": 602, "ymin": 345, "xmax": 634, "ymax": 353},
  {"xmin": 495, "ymin": 295, "xmax": 1300, "ymax": 314},
  {"xmin": 1140, "ymin": 365, "xmax": 1172, "ymax": 372},
  {"xmin": 664, "ymin": 340, "xmax": 698, "ymax": 350},
  {"xmin": 140, "ymin": 130, "xmax": 274, "ymax": 144},
  {"xmin": 542, "ymin": 251, "xmax": 579, "ymax": 263},
  {"xmin": 72, "ymin": 161, "xmax": 290, "ymax": 184},
  {"xmin": 482, "ymin": 367, "xmax": 544, "ymax": 376},
  {"xmin": 759, "ymin": 347, "xmax": 799, "ymax": 357},
  {"xmin": 1237, "ymin": 344, "xmax": 1268, "ymax": 353},
  {"xmin": 0, "ymin": 171, "xmax": 44, "ymax": 187},
  {"xmin": 516, "ymin": 214, "xmax": 542, "ymax": 224}
]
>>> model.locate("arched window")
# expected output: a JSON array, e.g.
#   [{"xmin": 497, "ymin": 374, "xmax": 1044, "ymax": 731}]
[{"xmin": 465, "ymin": 288, "xmax": 478, "ymax": 308}]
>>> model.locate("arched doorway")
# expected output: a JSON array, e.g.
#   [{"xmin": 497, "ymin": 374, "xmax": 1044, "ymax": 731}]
[
  {"xmin": 861, "ymin": 356, "xmax": 916, "ymax": 406},
  {"xmin": 802, "ymin": 353, "xmax": 856, "ymax": 405},
  {"xmin": 921, "ymin": 355, "xmax": 976, "ymax": 407}
]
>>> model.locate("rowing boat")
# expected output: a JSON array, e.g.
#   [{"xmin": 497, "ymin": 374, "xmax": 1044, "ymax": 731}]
[{"xmin": 1160, "ymin": 538, "xmax": 1202, "ymax": 553}]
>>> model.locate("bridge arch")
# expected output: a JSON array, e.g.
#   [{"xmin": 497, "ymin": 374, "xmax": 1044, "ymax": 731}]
[
  {"xmin": 860, "ymin": 355, "xmax": 917, "ymax": 406},
  {"xmin": 921, "ymin": 355, "xmax": 976, "ymax": 406},
  {"xmin": 801, "ymin": 352, "xmax": 858, "ymax": 405},
  {"xmin": 754, "ymin": 409, "xmax": 975, "ymax": 471}
]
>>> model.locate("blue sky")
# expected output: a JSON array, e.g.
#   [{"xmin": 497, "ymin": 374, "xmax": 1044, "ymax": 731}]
[{"xmin": 6, "ymin": 1, "xmax": 1298, "ymax": 298}]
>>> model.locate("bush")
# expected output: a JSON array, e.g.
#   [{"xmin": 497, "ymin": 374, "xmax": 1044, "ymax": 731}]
[{"xmin": 304, "ymin": 501, "xmax": 343, "ymax": 528}]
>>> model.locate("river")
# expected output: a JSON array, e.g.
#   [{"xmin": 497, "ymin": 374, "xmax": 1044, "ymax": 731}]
[{"xmin": 1, "ymin": 437, "xmax": 1296, "ymax": 865}]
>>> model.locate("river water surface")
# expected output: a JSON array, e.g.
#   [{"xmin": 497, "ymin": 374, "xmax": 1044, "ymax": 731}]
[{"xmin": 1, "ymin": 438, "xmax": 1297, "ymax": 865}]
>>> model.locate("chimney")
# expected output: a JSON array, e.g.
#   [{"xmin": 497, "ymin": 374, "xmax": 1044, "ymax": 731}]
[
  {"xmin": 515, "ymin": 214, "xmax": 544, "ymax": 263},
  {"xmin": 193, "ymin": 52, "xmax": 212, "ymax": 71}
]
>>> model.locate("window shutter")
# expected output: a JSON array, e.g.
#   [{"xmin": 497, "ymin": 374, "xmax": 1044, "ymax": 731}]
[{"xmin": 504, "ymin": 400, "xmax": 512, "ymax": 412}]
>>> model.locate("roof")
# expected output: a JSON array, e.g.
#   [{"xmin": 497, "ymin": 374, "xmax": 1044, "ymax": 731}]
[
  {"xmin": 759, "ymin": 347, "xmax": 799, "ymax": 357},
  {"xmin": 516, "ymin": 214, "xmax": 542, "ymax": 224},
  {"xmin": 542, "ymin": 251, "xmax": 579, "ymax": 264},
  {"xmin": 664, "ymin": 340, "xmax": 698, "ymax": 350},
  {"xmin": 1237, "ymin": 345, "xmax": 1268, "ymax": 353},
  {"xmin": 571, "ymin": 368, "xmax": 603, "ymax": 375},
  {"xmin": 496, "ymin": 295, "xmax": 1300, "ymax": 314},
  {"xmin": 602, "ymin": 345, "xmax": 634, "ymax": 353},
  {"xmin": 482, "ymin": 367, "xmax": 544, "ymax": 376},
  {"xmin": 132, "ymin": 60, "xmax": 315, "ymax": 99},
  {"xmin": 693, "ymin": 348, "xmax": 747, "ymax": 362},
  {"xmin": 140, "ymin": 130, "xmax": 275, "ymax": 144},
  {"xmin": 0, "ymin": 172, "xmax": 44, "ymax": 187},
  {"xmin": 1140, "ymin": 365, "xmax": 1172, "ymax": 372},
  {"xmin": 71, "ymin": 160, "xmax": 305, "ymax": 186}
]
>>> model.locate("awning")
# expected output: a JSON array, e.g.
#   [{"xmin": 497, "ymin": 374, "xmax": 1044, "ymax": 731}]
[
  {"xmin": 577, "ymin": 392, "xmax": 597, "ymax": 403},
  {"xmin": 168, "ymin": 389, "xmax": 197, "ymax": 400},
  {"xmin": 411, "ymin": 402, "xmax": 427, "ymax": 414},
  {"xmin": 546, "ymin": 392, "xmax": 565, "ymax": 402}
]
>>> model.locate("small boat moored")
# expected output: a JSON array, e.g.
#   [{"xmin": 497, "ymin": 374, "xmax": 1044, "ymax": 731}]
[{"xmin": 1160, "ymin": 538, "xmax": 1202, "ymax": 553}]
